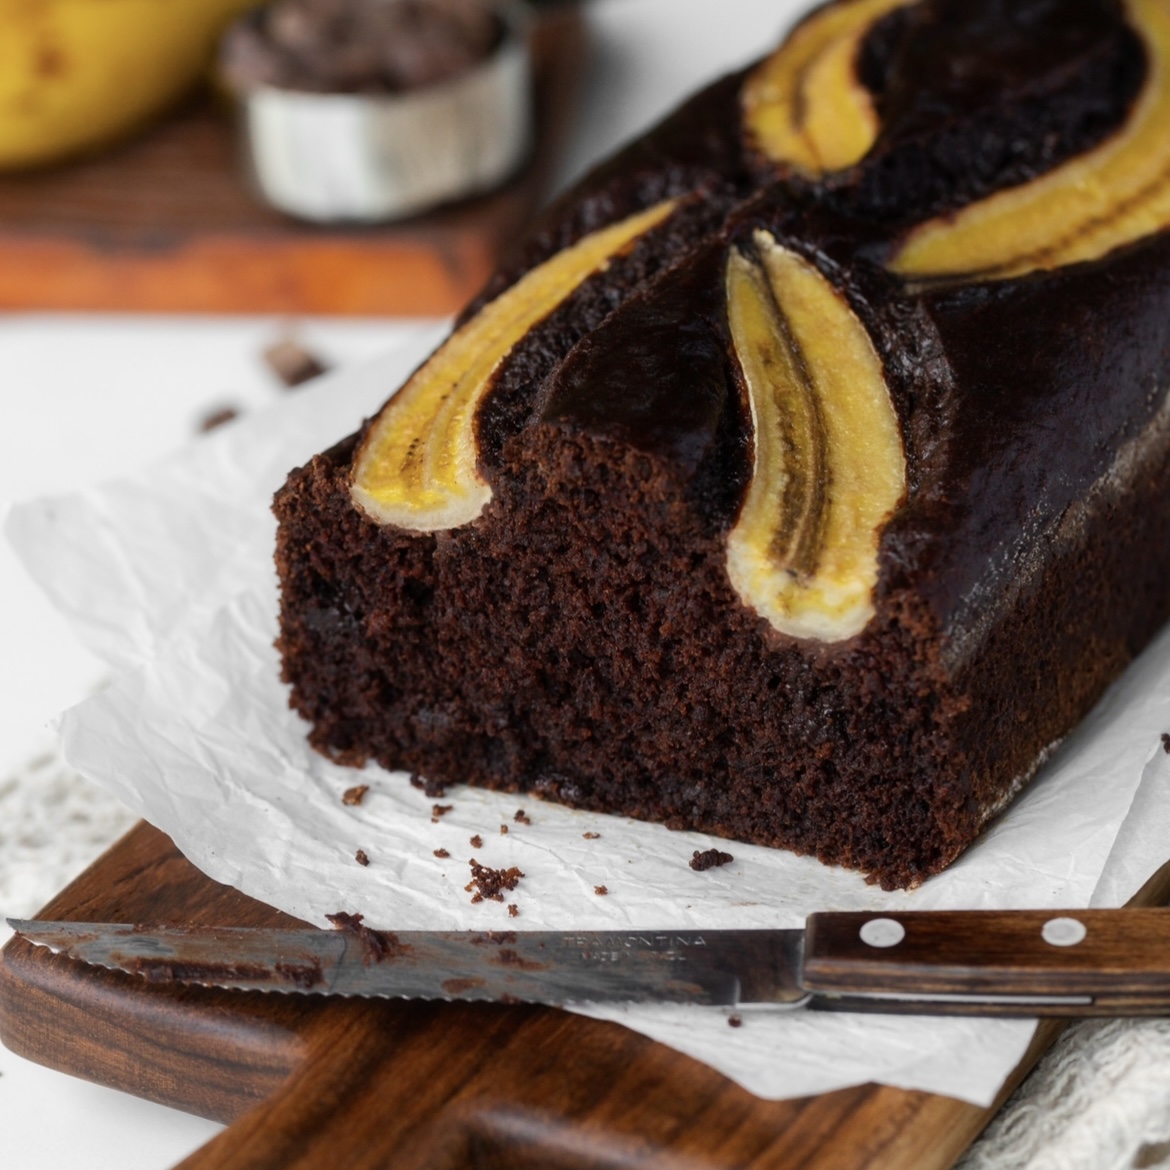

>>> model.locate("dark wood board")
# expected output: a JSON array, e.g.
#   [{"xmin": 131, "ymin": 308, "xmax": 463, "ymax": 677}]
[
  {"xmin": 11, "ymin": 823, "xmax": 1167, "ymax": 1170},
  {"xmin": 0, "ymin": 9, "xmax": 585, "ymax": 316}
]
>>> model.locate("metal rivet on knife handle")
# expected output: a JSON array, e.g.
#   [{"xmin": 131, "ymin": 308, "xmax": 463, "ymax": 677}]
[
  {"xmin": 858, "ymin": 918, "xmax": 905, "ymax": 948},
  {"xmin": 1042, "ymin": 917, "xmax": 1088, "ymax": 947}
]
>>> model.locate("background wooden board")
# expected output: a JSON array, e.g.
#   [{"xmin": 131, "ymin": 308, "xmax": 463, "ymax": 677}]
[
  {"xmin": 0, "ymin": 820, "xmax": 1092, "ymax": 1170},
  {"xmin": 0, "ymin": 9, "xmax": 584, "ymax": 316}
]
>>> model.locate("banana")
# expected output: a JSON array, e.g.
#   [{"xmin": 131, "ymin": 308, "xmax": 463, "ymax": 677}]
[{"xmin": 0, "ymin": 0, "xmax": 259, "ymax": 169}]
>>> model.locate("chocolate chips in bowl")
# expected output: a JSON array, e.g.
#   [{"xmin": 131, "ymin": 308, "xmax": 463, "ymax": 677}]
[{"xmin": 218, "ymin": 0, "xmax": 532, "ymax": 222}]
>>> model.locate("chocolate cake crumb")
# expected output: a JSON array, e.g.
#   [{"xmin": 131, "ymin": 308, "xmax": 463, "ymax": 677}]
[
  {"xmin": 469, "ymin": 834, "xmax": 483, "ymax": 848},
  {"xmin": 727, "ymin": 1014, "xmax": 743, "ymax": 1028},
  {"xmin": 263, "ymin": 338, "xmax": 330, "ymax": 389},
  {"xmin": 465, "ymin": 858, "xmax": 524, "ymax": 903},
  {"xmin": 508, "ymin": 903, "xmax": 519, "ymax": 917},
  {"xmin": 355, "ymin": 848, "xmax": 370, "ymax": 866},
  {"xmin": 594, "ymin": 884, "xmax": 608, "ymax": 896},
  {"xmin": 582, "ymin": 832, "xmax": 600, "ymax": 840},
  {"xmin": 690, "ymin": 848, "xmax": 734, "ymax": 871},
  {"xmin": 411, "ymin": 773, "xmax": 448, "ymax": 798},
  {"xmin": 342, "ymin": 784, "xmax": 369, "ymax": 806},
  {"xmin": 514, "ymin": 809, "xmax": 531, "ymax": 825},
  {"xmin": 199, "ymin": 405, "xmax": 240, "ymax": 433},
  {"xmin": 1162, "ymin": 732, "xmax": 1170, "ymax": 754},
  {"xmin": 325, "ymin": 911, "xmax": 409, "ymax": 961},
  {"xmin": 499, "ymin": 824, "xmax": 509, "ymax": 835},
  {"xmin": 433, "ymin": 847, "xmax": 450, "ymax": 859}
]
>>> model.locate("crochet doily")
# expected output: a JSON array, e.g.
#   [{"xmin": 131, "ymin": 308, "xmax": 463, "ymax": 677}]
[{"xmin": 3, "ymin": 746, "xmax": 1167, "ymax": 1170}]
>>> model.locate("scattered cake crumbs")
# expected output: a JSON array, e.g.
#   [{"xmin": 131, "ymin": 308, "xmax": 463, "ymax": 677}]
[
  {"xmin": 355, "ymin": 848, "xmax": 370, "ymax": 866},
  {"xmin": 514, "ymin": 809, "xmax": 531, "ymax": 825},
  {"xmin": 1162, "ymin": 732, "xmax": 1170, "ymax": 754},
  {"xmin": 465, "ymin": 858, "xmax": 524, "ymax": 904},
  {"xmin": 199, "ymin": 405, "xmax": 240, "ymax": 433},
  {"xmin": 431, "ymin": 803, "xmax": 454, "ymax": 822},
  {"xmin": 263, "ymin": 337, "xmax": 330, "ymax": 388},
  {"xmin": 499, "ymin": 824, "xmax": 509, "ymax": 835},
  {"xmin": 469, "ymin": 833, "xmax": 484, "ymax": 848},
  {"xmin": 433, "ymin": 847, "xmax": 450, "ymax": 859},
  {"xmin": 411, "ymin": 773, "xmax": 448, "ymax": 798},
  {"xmin": 508, "ymin": 904, "xmax": 519, "ymax": 917},
  {"xmin": 690, "ymin": 848, "xmax": 734, "ymax": 871},
  {"xmin": 727, "ymin": 1014, "xmax": 743, "ymax": 1028},
  {"xmin": 342, "ymin": 784, "xmax": 369, "ymax": 806},
  {"xmin": 582, "ymin": 831, "xmax": 600, "ymax": 840},
  {"xmin": 594, "ymin": 885, "xmax": 608, "ymax": 896}
]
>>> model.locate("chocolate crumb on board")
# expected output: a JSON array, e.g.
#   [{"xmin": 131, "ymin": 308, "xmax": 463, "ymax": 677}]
[
  {"xmin": 263, "ymin": 337, "xmax": 330, "ymax": 389},
  {"xmin": 469, "ymin": 833, "xmax": 484, "ymax": 848},
  {"xmin": 514, "ymin": 809, "xmax": 531, "ymax": 825},
  {"xmin": 727, "ymin": 1014, "xmax": 743, "ymax": 1028},
  {"xmin": 199, "ymin": 405, "xmax": 240, "ymax": 433},
  {"xmin": 465, "ymin": 859, "xmax": 524, "ymax": 904},
  {"xmin": 508, "ymin": 904, "xmax": 519, "ymax": 918},
  {"xmin": 431, "ymin": 803, "xmax": 454, "ymax": 823},
  {"xmin": 594, "ymin": 885, "xmax": 608, "ymax": 896},
  {"xmin": 433, "ymin": 847, "xmax": 450, "ymax": 859},
  {"xmin": 342, "ymin": 784, "xmax": 369, "ymax": 806},
  {"xmin": 499, "ymin": 824, "xmax": 509, "ymax": 835},
  {"xmin": 324, "ymin": 911, "xmax": 409, "ymax": 961},
  {"xmin": 582, "ymin": 831, "xmax": 600, "ymax": 840},
  {"xmin": 411, "ymin": 773, "xmax": 448, "ymax": 798},
  {"xmin": 355, "ymin": 849, "xmax": 370, "ymax": 866},
  {"xmin": 1162, "ymin": 732, "xmax": 1170, "ymax": 754},
  {"xmin": 690, "ymin": 848, "xmax": 734, "ymax": 871}
]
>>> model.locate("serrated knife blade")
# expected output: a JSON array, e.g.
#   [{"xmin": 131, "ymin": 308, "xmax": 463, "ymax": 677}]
[{"xmin": 11, "ymin": 908, "xmax": 1170, "ymax": 1015}]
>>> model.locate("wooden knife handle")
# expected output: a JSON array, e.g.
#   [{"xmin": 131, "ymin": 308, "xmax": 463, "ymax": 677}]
[{"xmin": 803, "ymin": 909, "xmax": 1170, "ymax": 1015}]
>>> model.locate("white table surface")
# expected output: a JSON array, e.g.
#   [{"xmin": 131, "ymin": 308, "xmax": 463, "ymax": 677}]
[{"xmin": 0, "ymin": 2, "xmax": 805, "ymax": 1165}]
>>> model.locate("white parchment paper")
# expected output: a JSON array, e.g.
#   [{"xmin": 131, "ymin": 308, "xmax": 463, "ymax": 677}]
[{"xmin": 9, "ymin": 335, "xmax": 1170, "ymax": 1106}]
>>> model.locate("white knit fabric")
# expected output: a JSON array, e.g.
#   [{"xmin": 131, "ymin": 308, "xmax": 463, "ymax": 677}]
[{"xmin": 3, "ymin": 745, "xmax": 1168, "ymax": 1170}]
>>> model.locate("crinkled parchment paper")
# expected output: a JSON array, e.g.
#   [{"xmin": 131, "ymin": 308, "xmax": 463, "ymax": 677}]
[{"xmin": 9, "ymin": 333, "xmax": 1170, "ymax": 1105}]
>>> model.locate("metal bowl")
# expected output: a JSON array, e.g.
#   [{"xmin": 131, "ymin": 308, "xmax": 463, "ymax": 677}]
[{"xmin": 236, "ymin": 2, "xmax": 532, "ymax": 224}]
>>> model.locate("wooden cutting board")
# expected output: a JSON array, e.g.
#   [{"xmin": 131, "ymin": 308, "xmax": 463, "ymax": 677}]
[
  {"xmin": 10, "ymin": 822, "xmax": 1164, "ymax": 1170},
  {"xmin": 0, "ymin": 9, "xmax": 584, "ymax": 317}
]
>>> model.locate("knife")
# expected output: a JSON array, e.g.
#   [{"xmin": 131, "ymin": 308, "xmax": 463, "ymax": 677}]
[{"xmin": 11, "ymin": 908, "xmax": 1170, "ymax": 1016}]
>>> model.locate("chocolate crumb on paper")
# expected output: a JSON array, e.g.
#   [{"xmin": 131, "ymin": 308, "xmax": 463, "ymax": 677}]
[
  {"xmin": 410, "ymin": 773, "xmax": 448, "ymax": 798},
  {"xmin": 263, "ymin": 337, "xmax": 330, "ymax": 389},
  {"xmin": 514, "ymin": 809, "xmax": 531, "ymax": 825},
  {"xmin": 354, "ymin": 848, "xmax": 370, "ymax": 866},
  {"xmin": 465, "ymin": 859, "xmax": 524, "ymax": 904},
  {"xmin": 469, "ymin": 833, "xmax": 483, "ymax": 848},
  {"xmin": 594, "ymin": 885, "xmax": 608, "ymax": 896},
  {"xmin": 690, "ymin": 848, "xmax": 734, "ymax": 871},
  {"xmin": 433, "ymin": 847, "xmax": 450, "ymax": 859},
  {"xmin": 727, "ymin": 1014, "xmax": 743, "ymax": 1028},
  {"xmin": 342, "ymin": 784, "xmax": 369, "ymax": 806},
  {"xmin": 499, "ymin": 824, "xmax": 509, "ymax": 835},
  {"xmin": 508, "ymin": 904, "xmax": 519, "ymax": 918},
  {"xmin": 431, "ymin": 803, "xmax": 454, "ymax": 823},
  {"xmin": 582, "ymin": 831, "xmax": 600, "ymax": 840},
  {"xmin": 1162, "ymin": 732, "xmax": 1170, "ymax": 754},
  {"xmin": 199, "ymin": 405, "xmax": 240, "ymax": 433}
]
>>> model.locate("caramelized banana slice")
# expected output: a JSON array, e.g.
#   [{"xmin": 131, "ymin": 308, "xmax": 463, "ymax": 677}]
[
  {"xmin": 890, "ymin": 0, "xmax": 1170, "ymax": 282},
  {"xmin": 351, "ymin": 201, "xmax": 678, "ymax": 530},
  {"xmin": 726, "ymin": 232, "xmax": 905, "ymax": 641},
  {"xmin": 742, "ymin": 0, "xmax": 914, "ymax": 174}
]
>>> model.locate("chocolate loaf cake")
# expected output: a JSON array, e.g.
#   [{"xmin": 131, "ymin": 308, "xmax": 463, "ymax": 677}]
[{"xmin": 275, "ymin": 0, "xmax": 1170, "ymax": 888}]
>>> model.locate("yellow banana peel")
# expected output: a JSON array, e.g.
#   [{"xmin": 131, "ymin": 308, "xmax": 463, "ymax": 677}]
[{"xmin": 0, "ymin": 0, "xmax": 259, "ymax": 169}]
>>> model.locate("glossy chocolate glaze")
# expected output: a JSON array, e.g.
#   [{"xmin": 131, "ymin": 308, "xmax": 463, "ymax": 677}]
[
  {"xmin": 909, "ymin": 231, "xmax": 1170, "ymax": 642},
  {"xmin": 828, "ymin": 0, "xmax": 1145, "ymax": 222}
]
